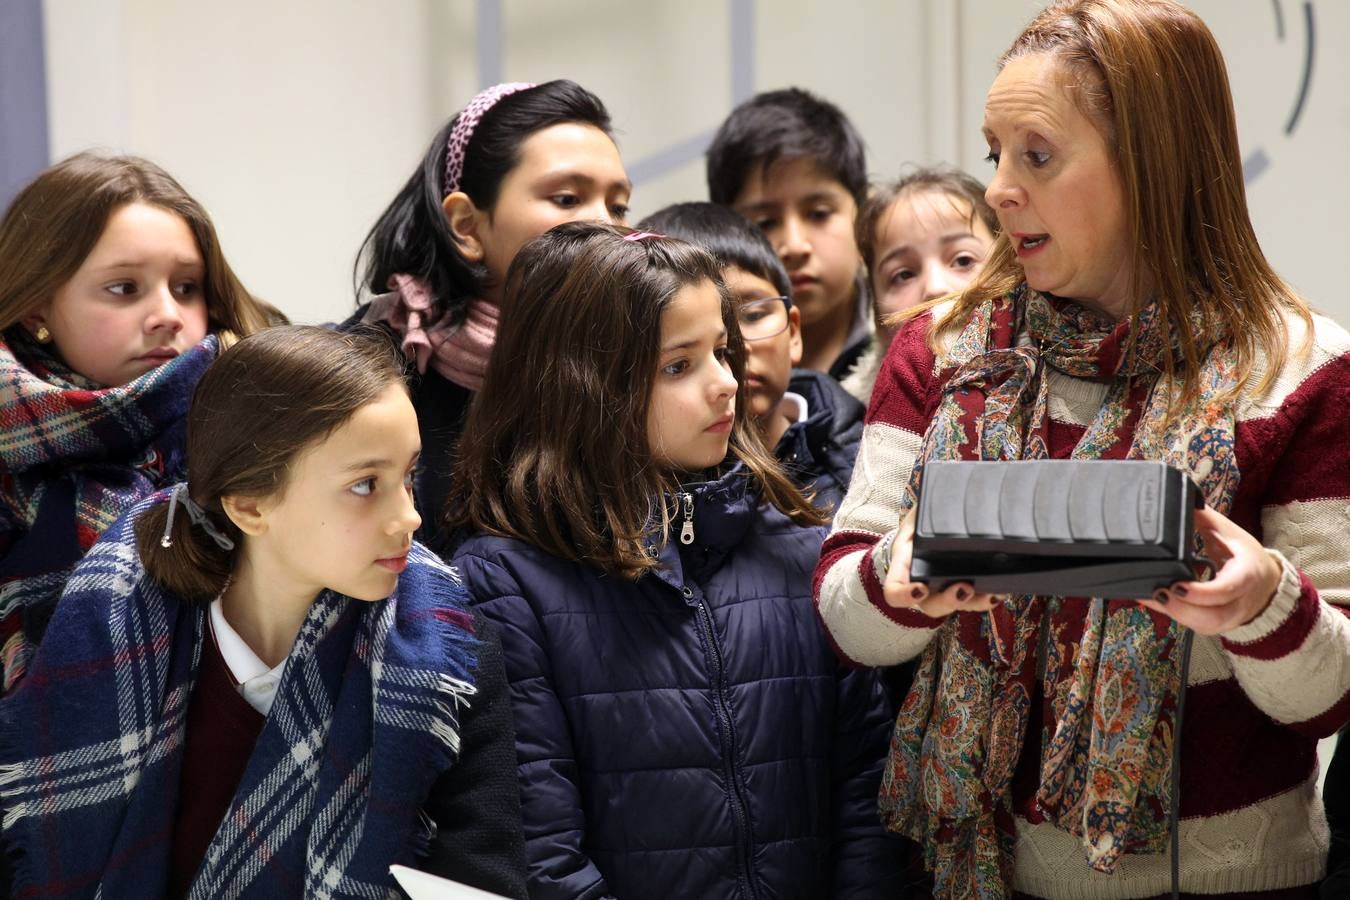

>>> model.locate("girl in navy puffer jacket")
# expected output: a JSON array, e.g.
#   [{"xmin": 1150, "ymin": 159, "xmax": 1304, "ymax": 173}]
[{"xmin": 448, "ymin": 223, "xmax": 906, "ymax": 900}]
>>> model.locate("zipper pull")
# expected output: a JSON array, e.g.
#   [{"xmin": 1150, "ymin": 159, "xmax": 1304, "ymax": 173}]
[{"xmin": 680, "ymin": 492, "xmax": 695, "ymax": 545}]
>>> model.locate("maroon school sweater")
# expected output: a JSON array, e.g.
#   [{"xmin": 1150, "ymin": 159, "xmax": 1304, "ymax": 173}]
[
  {"xmin": 814, "ymin": 304, "xmax": 1350, "ymax": 897},
  {"xmin": 169, "ymin": 628, "xmax": 265, "ymax": 896}
]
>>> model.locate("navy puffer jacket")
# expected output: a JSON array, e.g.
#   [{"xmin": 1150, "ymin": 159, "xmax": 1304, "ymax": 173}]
[
  {"xmin": 776, "ymin": 369, "xmax": 865, "ymax": 516},
  {"xmin": 453, "ymin": 466, "xmax": 905, "ymax": 900}
]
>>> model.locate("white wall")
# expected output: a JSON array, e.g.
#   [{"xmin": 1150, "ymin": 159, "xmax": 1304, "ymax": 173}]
[
  {"xmin": 38, "ymin": 0, "xmax": 932, "ymax": 324},
  {"xmin": 43, "ymin": 0, "xmax": 450, "ymax": 324},
  {"xmin": 41, "ymin": 0, "xmax": 1350, "ymax": 325}
]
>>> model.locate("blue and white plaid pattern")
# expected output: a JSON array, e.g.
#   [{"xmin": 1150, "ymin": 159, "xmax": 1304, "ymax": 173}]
[
  {"xmin": 0, "ymin": 331, "xmax": 218, "ymax": 691},
  {"xmin": 0, "ymin": 495, "xmax": 479, "ymax": 899}
]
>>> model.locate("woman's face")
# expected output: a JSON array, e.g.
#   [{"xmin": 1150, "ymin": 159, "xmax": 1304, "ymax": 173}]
[
  {"xmin": 469, "ymin": 123, "xmax": 631, "ymax": 301},
  {"xmin": 982, "ymin": 53, "xmax": 1133, "ymax": 318}
]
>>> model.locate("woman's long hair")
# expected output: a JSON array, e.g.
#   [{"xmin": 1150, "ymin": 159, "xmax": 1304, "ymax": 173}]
[{"xmin": 914, "ymin": 0, "xmax": 1311, "ymax": 411}]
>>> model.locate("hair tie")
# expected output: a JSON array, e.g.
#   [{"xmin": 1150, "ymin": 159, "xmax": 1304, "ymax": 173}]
[
  {"xmin": 443, "ymin": 82, "xmax": 538, "ymax": 195},
  {"xmin": 160, "ymin": 482, "xmax": 236, "ymax": 551},
  {"xmin": 623, "ymin": 231, "xmax": 664, "ymax": 242}
]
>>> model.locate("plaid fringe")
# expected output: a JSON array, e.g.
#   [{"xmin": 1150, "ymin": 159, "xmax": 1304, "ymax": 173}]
[
  {"xmin": 0, "ymin": 331, "xmax": 218, "ymax": 692},
  {"xmin": 0, "ymin": 493, "xmax": 479, "ymax": 898}
]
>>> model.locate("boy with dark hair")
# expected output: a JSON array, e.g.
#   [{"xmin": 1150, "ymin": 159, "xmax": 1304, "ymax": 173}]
[
  {"xmin": 639, "ymin": 201, "xmax": 863, "ymax": 513},
  {"xmin": 706, "ymin": 88, "xmax": 871, "ymax": 380}
]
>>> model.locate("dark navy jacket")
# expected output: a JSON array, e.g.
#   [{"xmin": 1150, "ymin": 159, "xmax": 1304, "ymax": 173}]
[
  {"xmin": 775, "ymin": 370, "xmax": 865, "ymax": 516},
  {"xmin": 1323, "ymin": 737, "xmax": 1350, "ymax": 898},
  {"xmin": 452, "ymin": 467, "xmax": 905, "ymax": 900}
]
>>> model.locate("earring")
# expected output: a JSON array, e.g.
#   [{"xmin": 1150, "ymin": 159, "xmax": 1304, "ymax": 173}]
[{"xmin": 34, "ymin": 325, "xmax": 51, "ymax": 344}]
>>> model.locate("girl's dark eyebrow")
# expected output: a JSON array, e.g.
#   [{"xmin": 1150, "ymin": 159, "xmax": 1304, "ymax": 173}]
[
  {"xmin": 92, "ymin": 257, "xmax": 203, "ymax": 272},
  {"xmin": 539, "ymin": 170, "xmax": 633, "ymax": 193},
  {"xmin": 661, "ymin": 329, "xmax": 728, "ymax": 354},
  {"xmin": 734, "ymin": 200, "xmax": 778, "ymax": 216},
  {"xmin": 879, "ymin": 232, "xmax": 982, "ymax": 267},
  {"xmin": 343, "ymin": 458, "xmax": 393, "ymax": 472},
  {"xmin": 344, "ymin": 449, "xmax": 421, "ymax": 472}
]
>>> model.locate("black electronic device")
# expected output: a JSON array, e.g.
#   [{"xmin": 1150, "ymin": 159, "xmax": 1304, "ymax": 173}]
[{"xmin": 910, "ymin": 459, "xmax": 1209, "ymax": 599}]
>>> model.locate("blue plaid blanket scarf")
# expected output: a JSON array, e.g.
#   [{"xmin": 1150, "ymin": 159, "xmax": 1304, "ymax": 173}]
[
  {"xmin": 0, "ymin": 495, "xmax": 480, "ymax": 898},
  {"xmin": 0, "ymin": 330, "xmax": 219, "ymax": 692}
]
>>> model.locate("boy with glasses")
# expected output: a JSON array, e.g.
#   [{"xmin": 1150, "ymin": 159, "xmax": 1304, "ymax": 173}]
[{"xmin": 639, "ymin": 203, "xmax": 863, "ymax": 513}]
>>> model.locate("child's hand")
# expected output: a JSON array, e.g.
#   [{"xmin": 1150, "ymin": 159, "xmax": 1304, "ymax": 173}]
[
  {"xmin": 882, "ymin": 509, "xmax": 1002, "ymax": 618},
  {"xmin": 1137, "ymin": 505, "xmax": 1284, "ymax": 635}
]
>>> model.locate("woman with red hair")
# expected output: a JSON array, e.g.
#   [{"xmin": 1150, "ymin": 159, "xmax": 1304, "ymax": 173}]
[{"xmin": 814, "ymin": 1, "xmax": 1350, "ymax": 896}]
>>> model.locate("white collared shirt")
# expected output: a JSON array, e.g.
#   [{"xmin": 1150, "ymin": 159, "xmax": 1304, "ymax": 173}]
[
  {"xmin": 209, "ymin": 598, "xmax": 286, "ymax": 716},
  {"xmin": 778, "ymin": 391, "xmax": 810, "ymax": 425}
]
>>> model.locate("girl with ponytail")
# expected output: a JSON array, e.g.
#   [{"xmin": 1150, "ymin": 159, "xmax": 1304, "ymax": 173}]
[
  {"xmin": 0, "ymin": 325, "xmax": 526, "ymax": 899},
  {"xmin": 0, "ymin": 152, "xmax": 286, "ymax": 692}
]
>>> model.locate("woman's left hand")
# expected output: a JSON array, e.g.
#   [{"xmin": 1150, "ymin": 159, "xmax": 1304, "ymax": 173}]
[{"xmin": 1136, "ymin": 505, "xmax": 1284, "ymax": 636}]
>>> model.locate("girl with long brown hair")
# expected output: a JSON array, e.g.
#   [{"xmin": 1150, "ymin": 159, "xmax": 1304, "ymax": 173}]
[
  {"xmin": 449, "ymin": 222, "xmax": 904, "ymax": 898},
  {"xmin": 0, "ymin": 152, "xmax": 285, "ymax": 692},
  {"xmin": 815, "ymin": 1, "xmax": 1350, "ymax": 896}
]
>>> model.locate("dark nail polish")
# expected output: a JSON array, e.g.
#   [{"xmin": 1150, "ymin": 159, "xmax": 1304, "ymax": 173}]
[
  {"xmin": 956, "ymin": 587, "xmax": 971, "ymax": 602},
  {"xmin": 1153, "ymin": 589, "xmax": 1169, "ymax": 605},
  {"xmin": 910, "ymin": 586, "xmax": 925, "ymax": 600},
  {"xmin": 1171, "ymin": 584, "xmax": 1189, "ymax": 597}
]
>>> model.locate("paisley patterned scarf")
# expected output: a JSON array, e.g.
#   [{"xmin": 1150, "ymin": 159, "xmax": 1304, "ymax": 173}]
[{"xmin": 878, "ymin": 285, "xmax": 1240, "ymax": 898}]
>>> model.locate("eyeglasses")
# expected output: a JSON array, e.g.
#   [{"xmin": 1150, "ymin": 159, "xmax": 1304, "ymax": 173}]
[{"xmin": 734, "ymin": 296, "xmax": 791, "ymax": 342}]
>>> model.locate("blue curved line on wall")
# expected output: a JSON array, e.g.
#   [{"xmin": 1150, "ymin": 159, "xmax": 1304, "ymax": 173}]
[
  {"xmin": 1243, "ymin": 0, "xmax": 1316, "ymax": 184},
  {"xmin": 475, "ymin": 0, "xmax": 1317, "ymax": 190},
  {"xmin": 1284, "ymin": 2, "xmax": 1314, "ymax": 135}
]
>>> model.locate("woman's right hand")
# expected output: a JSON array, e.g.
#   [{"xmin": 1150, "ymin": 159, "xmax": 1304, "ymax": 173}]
[{"xmin": 882, "ymin": 509, "xmax": 1002, "ymax": 618}]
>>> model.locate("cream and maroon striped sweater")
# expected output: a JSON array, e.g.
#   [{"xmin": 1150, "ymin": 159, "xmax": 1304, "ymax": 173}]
[{"xmin": 813, "ymin": 304, "xmax": 1350, "ymax": 898}]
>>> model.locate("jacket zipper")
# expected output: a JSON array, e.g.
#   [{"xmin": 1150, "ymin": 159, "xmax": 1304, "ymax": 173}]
[
  {"xmin": 680, "ymin": 492, "xmax": 695, "ymax": 545},
  {"xmin": 693, "ymin": 595, "xmax": 758, "ymax": 899}
]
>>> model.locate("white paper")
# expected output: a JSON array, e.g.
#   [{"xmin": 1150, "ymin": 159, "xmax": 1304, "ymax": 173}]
[{"xmin": 389, "ymin": 865, "xmax": 511, "ymax": 900}]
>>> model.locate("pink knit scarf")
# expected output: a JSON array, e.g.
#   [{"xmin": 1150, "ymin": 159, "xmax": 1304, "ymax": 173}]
[{"xmin": 363, "ymin": 274, "xmax": 499, "ymax": 392}]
